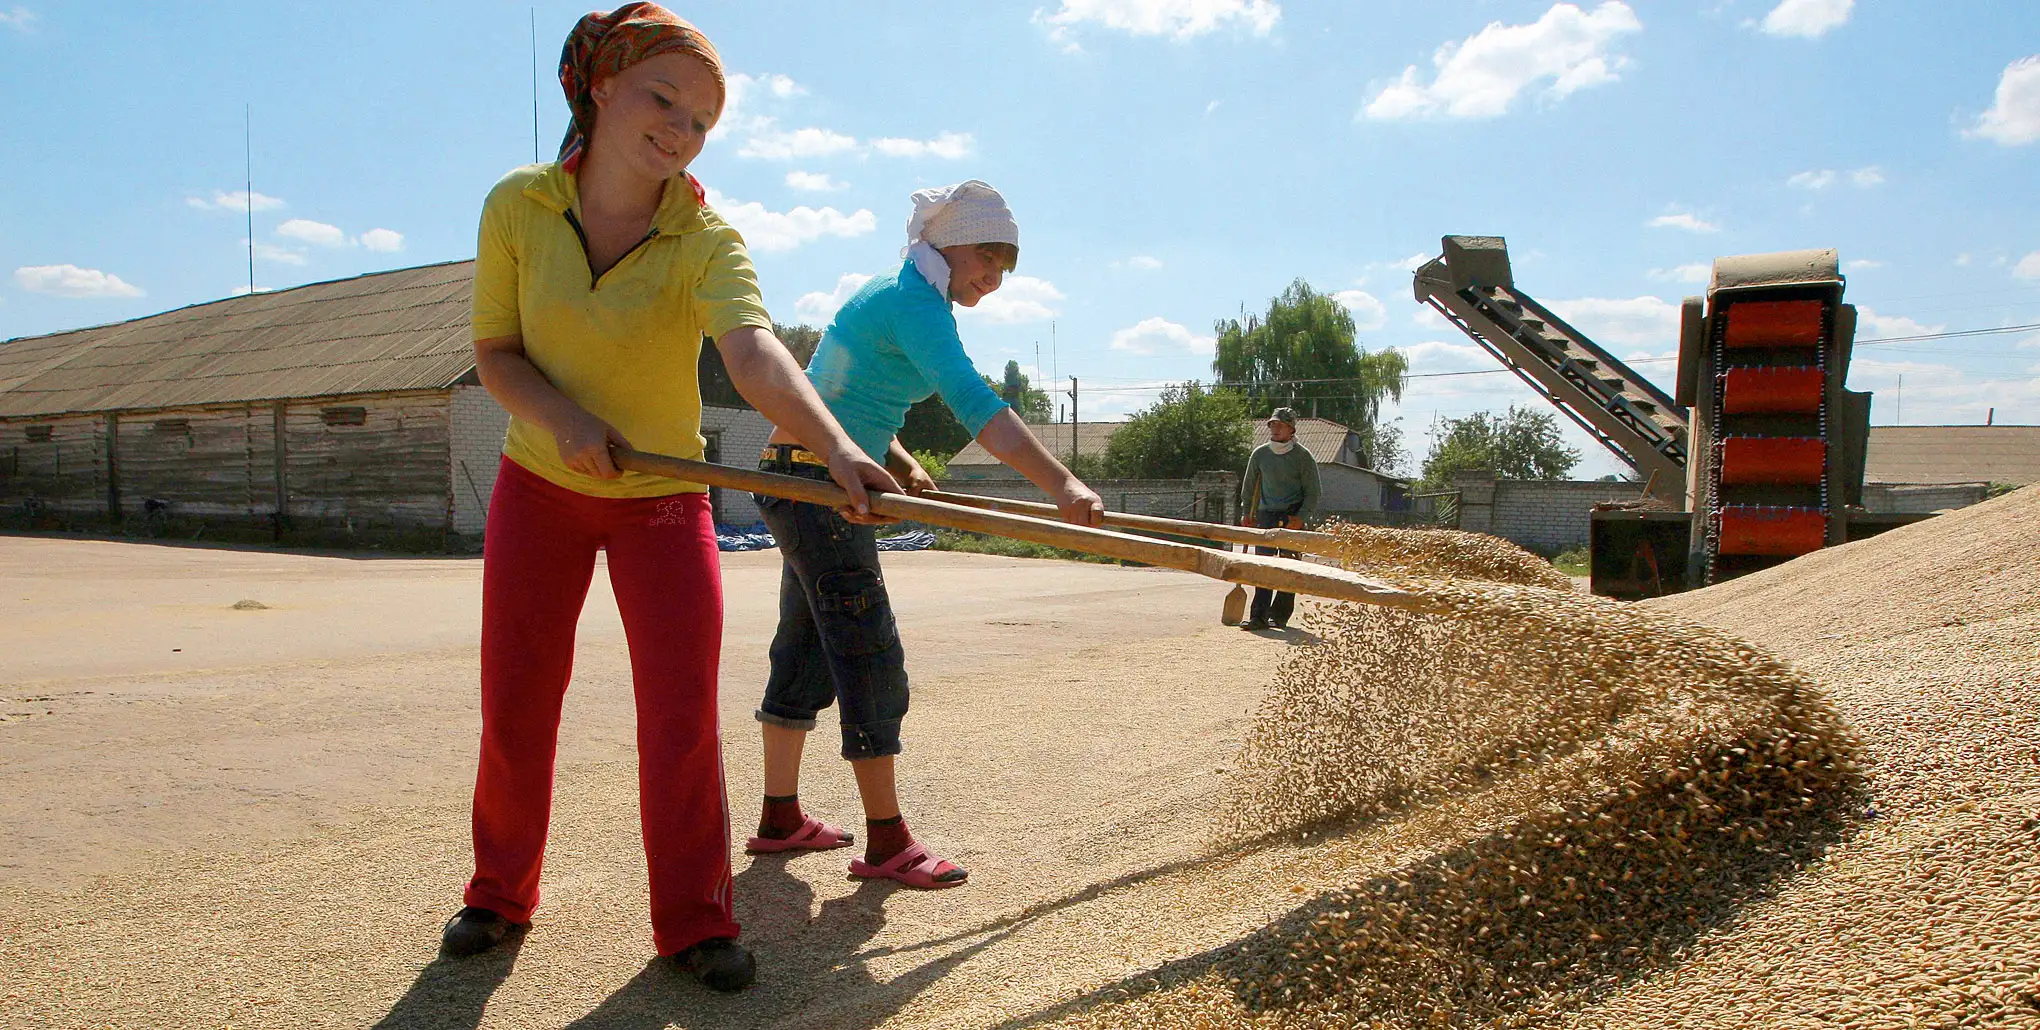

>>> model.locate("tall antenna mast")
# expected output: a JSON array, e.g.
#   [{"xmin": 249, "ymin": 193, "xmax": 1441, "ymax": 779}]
[
  {"xmin": 245, "ymin": 104, "xmax": 255, "ymax": 295},
  {"xmin": 531, "ymin": 9, "xmax": 541, "ymax": 163}
]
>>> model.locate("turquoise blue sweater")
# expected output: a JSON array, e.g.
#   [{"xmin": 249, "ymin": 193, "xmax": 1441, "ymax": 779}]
[{"xmin": 804, "ymin": 259, "xmax": 1010, "ymax": 463}]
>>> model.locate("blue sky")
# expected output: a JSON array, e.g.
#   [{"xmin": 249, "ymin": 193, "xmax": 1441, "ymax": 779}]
[{"xmin": 3, "ymin": 0, "xmax": 2036, "ymax": 477}]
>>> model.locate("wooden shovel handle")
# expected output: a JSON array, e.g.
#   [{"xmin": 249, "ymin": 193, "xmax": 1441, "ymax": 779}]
[
  {"xmin": 609, "ymin": 447, "xmax": 1446, "ymax": 615},
  {"xmin": 921, "ymin": 489, "xmax": 1339, "ymax": 555}
]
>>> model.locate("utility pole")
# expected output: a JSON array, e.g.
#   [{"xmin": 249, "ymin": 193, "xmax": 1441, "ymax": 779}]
[
  {"xmin": 531, "ymin": 9, "xmax": 541, "ymax": 163},
  {"xmin": 245, "ymin": 104, "xmax": 255, "ymax": 295},
  {"xmin": 1066, "ymin": 376, "xmax": 1079, "ymax": 465}
]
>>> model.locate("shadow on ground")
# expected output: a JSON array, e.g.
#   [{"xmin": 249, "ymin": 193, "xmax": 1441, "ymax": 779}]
[{"xmin": 371, "ymin": 929, "xmax": 526, "ymax": 1030}]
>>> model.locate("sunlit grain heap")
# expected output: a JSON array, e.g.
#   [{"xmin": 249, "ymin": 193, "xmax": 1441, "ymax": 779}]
[{"xmin": 1324, "ymin": 523, "xmax": 1575, "ymax": 591}]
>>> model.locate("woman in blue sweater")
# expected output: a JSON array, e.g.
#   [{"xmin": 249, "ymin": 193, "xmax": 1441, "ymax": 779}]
[{"xmin": 746, "ymin": 181, "xmax": 1102, "ymax": 888}]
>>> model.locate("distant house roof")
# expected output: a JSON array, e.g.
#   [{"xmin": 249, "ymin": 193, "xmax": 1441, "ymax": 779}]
[
  {"xmin": 948, "ymin": 421, "xmax": 1127, "ymax": 466},
  {"xmin": 0, "ymin": 261, "xmax": 477, "ymax": 419},
  {"xmin": 947, "ymin": 415, "xmax": 1374, "ymax": 469},
  {"xmin": 1864, "ymin": 425, "xmax": 2040, "ymax": 485}
]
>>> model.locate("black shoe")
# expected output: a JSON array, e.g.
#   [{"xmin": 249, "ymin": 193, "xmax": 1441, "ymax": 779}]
[
  {"xmin": 1242, "ymin": 620, "xmax": 1270, "ymax": 631},
  {"xmin": 674, "ymin": 937, "xmax": 756, "ymax": 992},
  {"xmin": 441, "ymin": 905, "xmax": 523, "ymax": 956}
]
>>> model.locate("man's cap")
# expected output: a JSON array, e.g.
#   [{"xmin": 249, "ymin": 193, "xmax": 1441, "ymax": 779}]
[{"xmin": 1267, "ymin": 407, "xmax": 1297, "ymax": 427}]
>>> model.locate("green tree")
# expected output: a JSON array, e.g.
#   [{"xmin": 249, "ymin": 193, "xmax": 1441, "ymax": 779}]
[
  {"xmin": 1104, "ymin": 383, "xmax": 1252, "ymax": 480},
  {"xmin": 1419, "ymin": 405, "xmax": 1582, "ymax": 488},
  {"xmin": 697, "ymin": 322, "xmax": 824, "ymax": 408},
  {"xmin": 1211, "ymin": 279, "xmax": 1408, "ymax": 468},
  {"xmin": 998, "ymin": 360, "xmax": 1054, "ymax": 423},
  {"xmin": 897, "ymin": 396, "xmax": 972, "ymax": 456},
  {"xmin": 775, "ymin": 322, "xmax": 824, "ymax": 367}
]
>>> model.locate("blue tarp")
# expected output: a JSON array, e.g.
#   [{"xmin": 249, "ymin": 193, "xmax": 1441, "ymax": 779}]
[{"xmin": 714, "ymin": 523, "xmax": 936, "ymax": 553}]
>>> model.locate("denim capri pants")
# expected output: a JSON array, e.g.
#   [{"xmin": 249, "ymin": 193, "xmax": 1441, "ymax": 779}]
[{"xmin": 752, "ymin": 461, "xmax": 909, "ymax": 760}]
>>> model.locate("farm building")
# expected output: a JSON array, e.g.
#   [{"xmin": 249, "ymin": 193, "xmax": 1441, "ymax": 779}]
[{"xmin": 0, "ymin": 261, "xmax": 774, "ymax": 546}]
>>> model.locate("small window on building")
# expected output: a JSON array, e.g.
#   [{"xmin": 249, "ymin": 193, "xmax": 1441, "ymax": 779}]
[
  {"xmin": 25, "ymin": 425, "xmax": 52, "ymax": 442},
  {"xmin": 321, "ymin": 406, "xmax": 368, "ymax": 427},
  {"xmin": 152, "ymin": 418, "xmax": 190, "ymax": 434}
]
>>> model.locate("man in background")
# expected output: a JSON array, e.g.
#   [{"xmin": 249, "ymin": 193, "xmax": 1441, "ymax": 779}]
[{"xmin": 1237, "ymin": 407, "xmax": 1321, "ymax": 631}]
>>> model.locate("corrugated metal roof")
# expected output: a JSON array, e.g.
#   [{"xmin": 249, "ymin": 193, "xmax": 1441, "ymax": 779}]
[
  {"xmin": 1864, "ymin": 425, "xmax": 2040, "ymax": 485},
  {"xmin": 0, "ymin": 261, "xmax": 478, "ymax": 418}
]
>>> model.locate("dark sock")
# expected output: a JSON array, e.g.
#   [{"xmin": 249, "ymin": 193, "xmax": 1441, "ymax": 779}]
[
  {"xmin": 757, "ymin": 794, "xmax": 805, "ymax": 839},
  {"xmin": 864, "ymin": 815, "xmax": 965, "ymax": 881}
]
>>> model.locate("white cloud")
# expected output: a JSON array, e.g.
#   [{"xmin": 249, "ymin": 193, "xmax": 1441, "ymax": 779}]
[
  {"xmin": 0, "ymin": 6, "xmax": 34, "ymax": 30},
  {"xmin": 186, "ymin": 189, "xmax": 285, "ymax": 212},
  {"xmin": 1647, "ymin": 263, "xmax": 1711, "ymax": 284},
  {"xmin": 785, "ymin": 170, "xmax": 847, "ymax": 192},
  {"xmin": 252, "ymin": 241, "xmax": 308, "ymax": 266},
  {"xmin": 276, "ymin": 218, "xmax": 347, "ymax": 247},
  {"xmin": 1332, "ymin": 289, "xmax": 1389, "ymax": 331},
  {"xmin": 1845, "ymin": 259, "xmax": 1882, "ymax": 271},
  {"xmin": 1205, "ymin": 100, "xmax": 1221, "ymax": 115},
  {"xmin": 1413, "ymin": 305, "xmax": 1449, "ymax": 330},
  {"xmin": 715, "ymin": 72, "xmax": 806, "ymax": 140},
  {"xmin": 870, "ymin": 131, "xmax": 976, "ymax": 160},
  {"xmin": 738, "ymin": 126, "xmax": 859, "ymax": 161},
  {"xmin": 1362, "ymin": 2, "xmax": 1642, "ymax": 121},
  {"xmin": 1758, "ymin": 0, "xmax": 1853, "ymax": 39},
  {"xmin": 958, "ymin": 275, "xmax": 1064, "ymax": 324},
  {"xmin": 1647, "ymin": 211, "xmax": 1720, "ymax": 233},
  {"xmin": 15, "ymin": 264, "xmax": 144, "ymax": 298},
  {"xmin": 1108, "ymin": 316, "xmax": 1215, "ymax": 356},
  {"xmin": 1127, "ymin": 255, "xmax": 1163, "ymax": 270},
  {"xmin": 2012, "ymin": 252, "xmax": 2040, "ymax": 280},
  {"xmin": 1037, "ymin": 0, "xmax": 1280, "ymax": 45},
  {"xmin": 793, "ymin": 273, "xmax": 874, "ymax": 324},
  {"xmin": 1956, "ymin": 253, "xmax": 1974, "ymax": 267},
  {"xmin": 705, "ymin": 188, "xmax": 877, "ymax": 252},
  {"xmin": 1789, "ymin": 166, "xmax": 1882, "ymax": 189},
  {"xmin": 1968, "ymin": 56, "xmax": 2040, "ymax": 146},
  {"xmin": 1401, "ymin": 339, "xmax": 1492, "ymax": 371},
  {"xmin": 358, "ymin": 228, "xmax": 404, "ymax": 253},
  {"xmin": 1544, "ymin": 296, "xmax": 1680, "ymax": 348},
  {"xmin": 1856, "ymin": 307, "xmax": 1945, "ymax": 340}
]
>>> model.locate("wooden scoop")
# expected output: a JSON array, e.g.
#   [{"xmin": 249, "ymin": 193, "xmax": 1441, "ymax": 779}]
[
  {"xmin": 610, "ymin": 447, "xmax": 1448, "ymax": 616},
  {"xmin": 922, "ymin": 489, "xmax": 1340, "ymax": 556}
]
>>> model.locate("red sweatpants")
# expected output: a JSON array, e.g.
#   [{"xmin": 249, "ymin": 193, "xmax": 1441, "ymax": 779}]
[{"xmin": 464, "ymin": 457, "xmax": 738, "ymax": 955}]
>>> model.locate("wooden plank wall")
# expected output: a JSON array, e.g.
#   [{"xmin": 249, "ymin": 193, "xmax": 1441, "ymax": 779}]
[
  {"xmin": 0, "ymin": 392, "xmax": 454, "ymax": 532},
  {"xmin": 0, "ymin": 413, "xmax": 108, "ymax": 516}
]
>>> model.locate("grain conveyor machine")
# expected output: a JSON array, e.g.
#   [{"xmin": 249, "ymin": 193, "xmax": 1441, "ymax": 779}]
[{"xmin": 1415, "ymin": 236, "xmax": 1907, "ymax": 597}]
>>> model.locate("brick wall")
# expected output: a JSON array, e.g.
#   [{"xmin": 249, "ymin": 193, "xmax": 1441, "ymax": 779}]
[{"xmin": 449, "ymin": 385, "xmax": 511, "ymax": 536}]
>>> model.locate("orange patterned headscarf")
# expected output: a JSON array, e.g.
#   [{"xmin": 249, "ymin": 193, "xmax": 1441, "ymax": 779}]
[{"xmin": 557, "ymin": 3, "xmax": 725, "ymax": 174}]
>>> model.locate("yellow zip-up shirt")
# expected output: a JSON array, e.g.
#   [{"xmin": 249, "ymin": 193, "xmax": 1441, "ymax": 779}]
[{"xmin": 471, "ymin": 162, "xmax": 773, "ymax": 498}]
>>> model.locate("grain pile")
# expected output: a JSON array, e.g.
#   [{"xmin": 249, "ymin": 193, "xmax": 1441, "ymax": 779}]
[
  {"xmin": 1323, "ymin": 522, "xmax": 1574, "ymax": 591},
  {"xmin": 1043, "ymin": 488, "xmax": 2040, "ymax": 1029},
  {"xmin": 1045, "ymin": 550, "xmax": 1872, "ymax": 1026}
]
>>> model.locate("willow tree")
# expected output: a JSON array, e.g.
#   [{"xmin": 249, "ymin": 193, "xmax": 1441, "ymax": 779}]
[{"xmin": 1212, "ymin": 279, "xmax": 1409, "ymax": 470}]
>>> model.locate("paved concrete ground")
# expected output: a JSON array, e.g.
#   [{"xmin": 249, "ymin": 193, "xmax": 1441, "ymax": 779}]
[{"xmin": 0, "ymin": 535, "xmax": 1307, "ymax": 1028}]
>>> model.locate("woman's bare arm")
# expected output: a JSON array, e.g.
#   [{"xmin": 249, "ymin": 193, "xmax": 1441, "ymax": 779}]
[
  {"xmin": 717, "ymin": 325, "xmax": 900, "ymax": 514},
  {"xmin": 975, "ymin": 409, "xmax": 1103, "ymax": 526},
  {"xmin": 474, "ymin": 334, "xmax": 628, "ymax": 479}
]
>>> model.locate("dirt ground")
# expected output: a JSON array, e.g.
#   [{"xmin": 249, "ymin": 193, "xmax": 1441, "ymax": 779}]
[{"xmin": 0, "ymin": 535, "xmax": 1309, "ymax": 1029}]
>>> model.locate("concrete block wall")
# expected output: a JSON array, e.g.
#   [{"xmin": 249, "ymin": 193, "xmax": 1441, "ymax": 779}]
[
  {"xmin": 1453, "ymin": 470, "xmax": 1647, "ymax": 553},
  {"xmin": 450, "ymin": 385, "xmax": 511, "ymax": 536},
  {"xmin": 699, "ymin": 404, "xmax": 774, "ymax": 526},
  {"xmin": 1862, "ymin": 482, "xmax": 1988, "ymax": 514}
]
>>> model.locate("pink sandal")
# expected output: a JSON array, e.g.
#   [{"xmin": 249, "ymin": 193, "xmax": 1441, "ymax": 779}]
[
  {"xmin": 848, "ymin": 841, "xmax": 968, "ymax": 889},
  {"xmin": 745, "ymin": 815, "xmax": 853, "ymax": 854}
]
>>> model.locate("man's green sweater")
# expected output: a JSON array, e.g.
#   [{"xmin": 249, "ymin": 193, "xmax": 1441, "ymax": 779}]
[{"xmin": 1238, "ymin": 442, "xmax": 1322, "ymax": 519}]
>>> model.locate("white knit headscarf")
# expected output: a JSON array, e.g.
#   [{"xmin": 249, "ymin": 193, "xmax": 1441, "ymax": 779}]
[{"xmin": 902, "ymin": 179, "xmax": 1019, "ymax": 301}]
